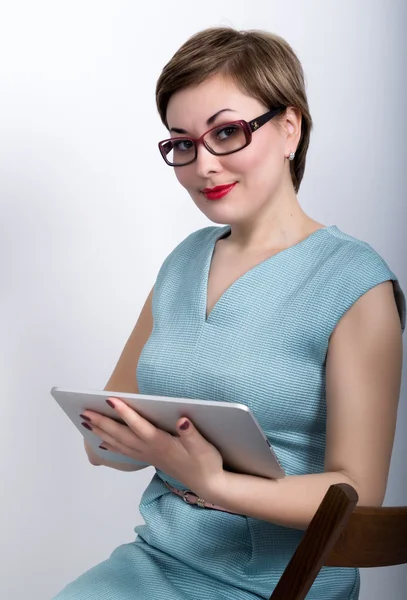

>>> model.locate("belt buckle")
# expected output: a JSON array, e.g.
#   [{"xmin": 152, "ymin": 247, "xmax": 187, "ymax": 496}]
[
  {"xmin": 183, "ymin": 490, "xmax": 195, "ymax": 504},
  {"xmin": 183, "ymin": 490, "xmax": 206, "ymax": 508}
]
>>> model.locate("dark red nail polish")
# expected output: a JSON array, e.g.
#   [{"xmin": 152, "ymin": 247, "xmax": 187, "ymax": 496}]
[
  {"xmin": 81, "ymin": 421, "xmax": 92, "ymax": 431},
  {"xmin": 106, "ymin": 399, "xmax": 115, "ymax": 409},
  {"xmin": 80, "ymin": 414, "xmax": 91, "ymax": 422},
  {"xmin": 99, "ymin": 444, "xmax": 108, "ymax": 450},
  {"xmin": 180, "ymin": 420, "xmax": 190, "ymax": 431}
]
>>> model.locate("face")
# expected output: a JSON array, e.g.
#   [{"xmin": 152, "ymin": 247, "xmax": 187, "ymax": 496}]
[{"xmin": 165, "ymin": 74, "xmax": 300, "ymax": 225}]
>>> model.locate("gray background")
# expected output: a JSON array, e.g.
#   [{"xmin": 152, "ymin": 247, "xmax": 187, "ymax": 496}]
[{"xmin": 1, "ymin": 1, "xmax": 406, "ymax": 598}]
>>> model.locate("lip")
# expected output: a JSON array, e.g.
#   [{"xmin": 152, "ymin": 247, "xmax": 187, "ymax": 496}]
[{"xmin": 201, "ymin": 182, "xmax": 237, "ymax": 200}]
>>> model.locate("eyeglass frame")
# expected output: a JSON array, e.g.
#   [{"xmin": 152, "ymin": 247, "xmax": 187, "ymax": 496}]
[{"xmin": 158, "ymin": 106, "xmax": 286, "ymax": 167}]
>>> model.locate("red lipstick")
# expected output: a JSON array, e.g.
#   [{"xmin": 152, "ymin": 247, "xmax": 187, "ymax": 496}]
[{"xmin": 201, "ymin": 182, "xmax": 237, "ymax": 201}]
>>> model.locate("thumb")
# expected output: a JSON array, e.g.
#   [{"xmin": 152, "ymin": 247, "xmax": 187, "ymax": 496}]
[{"xmin": 177, "ymin": 418, "xmax": 207, "ymax": 452}]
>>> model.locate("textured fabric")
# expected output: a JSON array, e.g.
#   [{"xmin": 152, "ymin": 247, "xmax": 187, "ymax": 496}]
[{"xmin": 53, "ymin": 224, "xmax": 405, "ymax": 600}]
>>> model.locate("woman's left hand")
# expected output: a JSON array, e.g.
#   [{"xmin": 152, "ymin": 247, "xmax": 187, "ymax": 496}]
[{"xmin": 80, "ymin": 397, "xmax": 225, "ymax": 497}]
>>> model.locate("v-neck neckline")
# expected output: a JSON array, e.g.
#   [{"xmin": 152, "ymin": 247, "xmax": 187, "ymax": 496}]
[{"xmin": 203, "ymin": 224, "xmax": 335, "ymax": 324}]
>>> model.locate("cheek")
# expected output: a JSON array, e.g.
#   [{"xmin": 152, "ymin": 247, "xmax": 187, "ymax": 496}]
[
  {"xmin": 174, "ymin": 167, "xmax": 194, "ymax": 190},
  {"xmin": 238, "ymin": 135, "xmax": 284, "ymax": 180},
  {"xmin": 225, "ymin": 144, "xmax": 275, "ymax": 180}
]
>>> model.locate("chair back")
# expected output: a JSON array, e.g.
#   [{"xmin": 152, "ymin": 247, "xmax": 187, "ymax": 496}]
[{"xmin": 269, "ymin": 483, "xmax": 407, "ymax": 600}]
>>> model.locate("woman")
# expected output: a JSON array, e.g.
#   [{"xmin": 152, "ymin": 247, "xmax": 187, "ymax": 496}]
[{"xmin": 53, "ymin": 27, "xmax": 405, "ymax": 599}]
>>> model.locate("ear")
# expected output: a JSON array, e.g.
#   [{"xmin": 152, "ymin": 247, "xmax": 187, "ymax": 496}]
[{"xmin": 282, "ymin": 107, "xmax": 302, "ymax": 156}]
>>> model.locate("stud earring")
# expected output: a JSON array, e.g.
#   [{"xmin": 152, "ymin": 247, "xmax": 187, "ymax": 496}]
[{"xmin": 288, "ymin": 152, "xmax": 295, "ymax": 161}]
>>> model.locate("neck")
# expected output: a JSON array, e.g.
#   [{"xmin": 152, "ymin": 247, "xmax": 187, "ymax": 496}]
[{"xmin": 226, "ymin": 188, "xmax": 322, "ymax": 254}]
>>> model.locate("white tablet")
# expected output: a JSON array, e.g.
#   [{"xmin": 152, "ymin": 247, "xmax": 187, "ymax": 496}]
[{"xmin": 50, "ymin": 387, "xmax": 285, "ymax": 480}]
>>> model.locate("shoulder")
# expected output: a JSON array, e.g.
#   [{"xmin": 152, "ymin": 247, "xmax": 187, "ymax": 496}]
[
  {"xmin": 330, "ymin": 280, "xmax": 402, "ymax": 345},
  {"xmin": 323, "ymin": 225, "xmax": 396, "ymax": 274},
  {"xmin": 175, "ymin": 225, "xmax": 224, "ymax": 253},
  {"xmin": 152, "ymin": 225, "xmax": 225, "ymax": 301},
  {"xmin": 167, "ymin": 225, "xmax": 223, "ymax": 256},
  {"xmin": 157, "ymin": 225, "xmax": 223, "ymax": 272},
  {"xmin": 321, "ymin": 226, "xmax": 406, "ymax": 333}
]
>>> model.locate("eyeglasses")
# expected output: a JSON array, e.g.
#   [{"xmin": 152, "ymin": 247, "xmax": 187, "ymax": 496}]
[{"xmin": 158, "ymin": 106, "xmax": 286, "ymax": 167}]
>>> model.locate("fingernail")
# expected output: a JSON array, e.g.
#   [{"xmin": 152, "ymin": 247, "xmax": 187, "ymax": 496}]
[
  {"xmin": 99, "ymin": 444, "xmax": 108, "ymax": 450},
  {"xmin": 106, "ymin": 399, "xmax": 115, "ymax": 409},
  {"xmin": 81, "ymin": 422, "xmax": 92, "ymax": 431},
  {"xmin": 80, "ymin": 414, "xmax": 91, "ymax": 422},
  {"xmin": 179, "ymin": 420, "xmax": 190, "ymax": 431}
]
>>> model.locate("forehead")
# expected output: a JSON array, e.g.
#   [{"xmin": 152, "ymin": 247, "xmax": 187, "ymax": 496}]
[{"xmin": 166, "ymin": 74, "xmax": 265, "ymax": 132}]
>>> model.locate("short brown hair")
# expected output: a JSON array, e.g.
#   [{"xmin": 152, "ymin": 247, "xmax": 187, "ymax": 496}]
[{"xmin": 156, "ymin": 27, "xmax": 313, "ymax": 192}]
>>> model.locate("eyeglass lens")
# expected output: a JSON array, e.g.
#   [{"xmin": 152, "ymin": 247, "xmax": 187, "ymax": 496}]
[{"xmin": 162, "ymin": 123, "xmax": 248, "ymax": 166}]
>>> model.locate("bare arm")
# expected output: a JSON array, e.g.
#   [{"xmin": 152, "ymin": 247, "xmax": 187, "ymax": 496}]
[
  {"xmin": 204, "ymin": 281, "xmax": 403, "ymax": 528},
  {"xmin": 85, "ymin": 286, "xmax": 154, "ymax": 471}
]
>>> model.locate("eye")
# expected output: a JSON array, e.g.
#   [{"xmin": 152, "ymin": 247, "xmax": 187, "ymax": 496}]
[
  {"xmin": 215, "ymin": 125, "xmax": 240, "ymax": 141},
  {"xmin": 173, "ymin": 139, "xmax": 194, "ymax": 152}
]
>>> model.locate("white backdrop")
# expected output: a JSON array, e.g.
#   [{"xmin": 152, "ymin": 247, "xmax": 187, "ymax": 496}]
[{"xmin": 1, "ymin": 1, "xmax": 406, "ymax": 598}]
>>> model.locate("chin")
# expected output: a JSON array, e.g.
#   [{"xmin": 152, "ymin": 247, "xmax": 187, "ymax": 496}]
[
  {"xmin": 191, "ymin": 192, "xmax": 251, "ymax": 225},
  {"xmin": 194, "ymin": 207, "xmax": 229, "ymax": 225}
]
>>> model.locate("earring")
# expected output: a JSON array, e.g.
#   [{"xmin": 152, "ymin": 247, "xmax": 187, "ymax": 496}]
[{"xmin": 288, "ymin": 151, "xmax": 295, "ymax": 161}]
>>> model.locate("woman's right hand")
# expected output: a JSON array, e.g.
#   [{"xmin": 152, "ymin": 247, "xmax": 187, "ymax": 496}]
[
  {"xmin": 84, "ymin": 439, "xmax": 148, "ymax": 472},
  {"xmin": 84, "ymin": 285, "xmax": 155, "ymax": 472}
]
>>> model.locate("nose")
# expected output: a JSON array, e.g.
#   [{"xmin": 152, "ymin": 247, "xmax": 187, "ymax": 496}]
[{"xmin": 194, "ymin": 143, "xmax": 222, "ymax": 179}]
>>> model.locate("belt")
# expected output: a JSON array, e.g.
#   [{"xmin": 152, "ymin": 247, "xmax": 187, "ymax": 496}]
[{"xmin": 163, "ymin": 481, "xmax": 237, "ymax": 514}]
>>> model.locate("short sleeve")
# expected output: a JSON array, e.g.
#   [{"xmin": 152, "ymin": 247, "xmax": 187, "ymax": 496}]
[
  {"xmin": 325, "ymin": 244, "xmax": 405, "ymax": 336},
  {"xmin": 392, "ymin": 279, "xmax": 406, "ymax": 332}
]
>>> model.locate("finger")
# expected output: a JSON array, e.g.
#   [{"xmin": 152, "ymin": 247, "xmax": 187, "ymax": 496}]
[
  {"xmin": 83, "ymin": 421, "xmax": 144, "ymax": 458},
  {"xmin": 105, "ymin": 397, "xmax": 160, "ymax": 442},
  {"xmin": 81, "ymin": 412, "xmax": 142, "ymax": 449},
  {"xmin": 98, "ymin": 437, "xmax": 145, "ymax": 460},
  {"xmin": 96, "ymin": 440, "xmax": 148, "ymax": 465},
  {"xmin": 176, "ymin": 418, "xmax": 212, "ymax": 455}
]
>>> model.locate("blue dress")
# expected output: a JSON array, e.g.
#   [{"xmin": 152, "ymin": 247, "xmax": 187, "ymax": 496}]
[{"xmin": 53, "ymin": 224, "xmax": 405, "ymax": 600}]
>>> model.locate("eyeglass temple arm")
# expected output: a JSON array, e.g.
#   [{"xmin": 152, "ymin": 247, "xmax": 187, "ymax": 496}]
[{"xmin": 249, "ymin": 106, "xmax": 286, "ymax": 131}]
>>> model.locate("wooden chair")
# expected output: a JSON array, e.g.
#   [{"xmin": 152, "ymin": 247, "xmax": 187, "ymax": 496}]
[{"xmin": 269, "ymin": 483, "xmax": 407, "ymax": 600}]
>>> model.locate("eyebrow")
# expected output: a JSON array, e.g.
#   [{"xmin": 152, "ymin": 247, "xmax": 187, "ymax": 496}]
[{"xmin": 169, "ymin": 109, "xmax": 237, "ymax": 134}]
